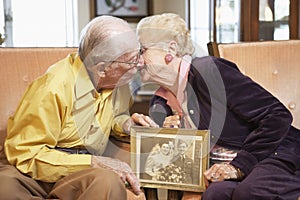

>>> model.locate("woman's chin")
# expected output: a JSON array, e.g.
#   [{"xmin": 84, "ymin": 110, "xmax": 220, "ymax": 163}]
[
  {"xmin": 139, "ymin": 72, "xmax": 150, "ymax": 83},
  {"xmin": 116, "ymin": 80, "xmax": 130, "ymax": 87}
]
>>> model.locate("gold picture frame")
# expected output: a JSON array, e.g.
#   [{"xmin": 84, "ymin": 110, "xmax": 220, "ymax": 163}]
[{"xmin": 130, "ymin": 126, "xmax": 210, "ymax": 192}]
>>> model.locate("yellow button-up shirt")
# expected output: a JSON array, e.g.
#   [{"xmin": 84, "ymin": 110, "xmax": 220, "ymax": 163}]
[{"xmin": 5, "ymin": 53, "xmax": 131, "ymax": 182}]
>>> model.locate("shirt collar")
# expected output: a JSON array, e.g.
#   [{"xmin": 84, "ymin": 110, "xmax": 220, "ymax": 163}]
[
  {"xmin": 71, "ymin": 54, "xmax": 113, "ymax": 100},
  {"xmin": 72, "ymin": 54, "xmax": 95, "ymax": 99}
]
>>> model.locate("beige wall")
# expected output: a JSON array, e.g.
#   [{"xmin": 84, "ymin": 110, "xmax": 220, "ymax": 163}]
[
  {"xmin": 78, "ymin": 0, "xmax": 91, "ymax": 36},
  {"xmin": 152, "ymin": 0, "xmax": 186, "ymax": 21},
  {"xmin": 79, "ymin": 0, "xmax": 187, "ymax": 25},
  {"xmin": 79, "ymin": 0, "xmax": 187, "ymax": 32}
]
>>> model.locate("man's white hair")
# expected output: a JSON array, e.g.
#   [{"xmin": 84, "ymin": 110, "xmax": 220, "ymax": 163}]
[{"xmin": 78, "ymin": 15, "xmax": 138, "ymax": 67}]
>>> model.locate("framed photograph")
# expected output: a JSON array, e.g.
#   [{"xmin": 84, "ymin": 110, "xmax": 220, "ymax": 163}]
[
  {"xmin": 130, "ymin": 126, "xmax": 210, "ymax": 192},
  {"xmin": 96, "ymin": 0, "xmax": 149, "ymax": 17}
]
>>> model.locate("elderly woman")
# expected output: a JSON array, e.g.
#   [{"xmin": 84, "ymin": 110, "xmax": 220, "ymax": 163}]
[{"xmin": 136, "ymin": 13, "xmax": 300, "ymax": 200}]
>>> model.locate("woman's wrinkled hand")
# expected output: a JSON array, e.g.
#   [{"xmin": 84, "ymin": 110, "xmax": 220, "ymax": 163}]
[
  {"xmin": 91, "ymin": 156, "xmax": 142, "ymax": 195},
  {"xmin": 163, "ymin": 114, "xmax": 181, "ymax": 128},
  {"xmin": 203, "ymin": 163, "xmax": 238, "ymax": 187}
]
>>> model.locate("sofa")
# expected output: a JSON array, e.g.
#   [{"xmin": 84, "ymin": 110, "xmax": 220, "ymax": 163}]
[
  {"xmin": 2, "ymin": 40, "xmax": 300, "ymax": 199},
  {"xmin": 208, "ymin": 40, "xmax": 300, "ymax": 129}
]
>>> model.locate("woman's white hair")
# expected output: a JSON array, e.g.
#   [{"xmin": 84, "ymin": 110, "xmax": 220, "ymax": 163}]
[{"xmin": 137, "ymin": 13, "xmax": 194, "ymax": 57}]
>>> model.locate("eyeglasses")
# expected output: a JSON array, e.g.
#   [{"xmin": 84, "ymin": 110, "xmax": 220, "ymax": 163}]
[
  {"xmin": 101, "ymin": 49, "xmax": 142, "ymax": 66},
  {"xmin": 140, "ymin": 42, "xmax": 168, "ymax": 52}
]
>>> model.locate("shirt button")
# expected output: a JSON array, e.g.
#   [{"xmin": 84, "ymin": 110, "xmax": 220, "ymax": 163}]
[
  {"xmin": 189, "ymin": 109, "xmax": 194, "ymax": 115},
  {"xmin": 274, "ymin": 152, "xmax": 278, "ymax": 155},
  {"xmin": 89, "ymin": 125, "xmax": 98, "ymax": 134},
  {"xmin": 288, "ymin": 102, "xmax": 296, "ymax": 110}
]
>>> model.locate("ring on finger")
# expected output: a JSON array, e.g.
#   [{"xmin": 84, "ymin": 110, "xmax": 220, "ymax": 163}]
[{"xmin": 211, "ymin": 172, "xmax": 219, "ymax": 180}]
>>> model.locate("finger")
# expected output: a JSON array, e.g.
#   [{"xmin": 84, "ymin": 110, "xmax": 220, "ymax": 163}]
[
  {"xmin": 171, "ymin": 115, "xmax": 181, "ymax": 126},
  {"xmin": 166, "ymin": 114, "xmax": 179, "ymax": 119},
  {"xmin": 223, "ymin": 171, "xmax": 231, "ymax": 180},
  {"xmin": 174, "ymin": 114, "xmax": 180, "ymax": 121},
  {"xmin": 205, "ymin": 164, "xmax": 218, "ymax": 176},
  {"xmin": 210, "ymin": 163, "xmax": 233, "ymax": 181},
  {"xmin": 125, "ymin": 173, "xmax": 141, "ymax": 195},
  {"xmin": 162, "ymin": 121, "xmax": 171, "ymax": 128},
  {"xmin": 163, "ymin": 120, "xmax": 180, "ymax": 128},
  {"xmin": 214, "ymin": 167, "xmax": 226, "ymax": 181},
  {"xmin": 131, "ymin": 113, "xmax": 150, "ymax": 127},
  {"xmin": 215, "ymin": 171, "xmax": 228, "ymax": 181},
  {"xmin": 120, "ymin": 173, "xmax": 126, "ymax": 183},
  {"xmin": 163, "ymin": 116, "xmax": 181, "ymax": 128},
  {"xmin": 114, "ymin": 170, "xmax": 126, "ymax": 183},
  {"xmin": 138, "ymin": 117, "xmax": 150, "ymax": 127},
  {"xmin": 205, "ymin": 164, "xmax": 220, "ymax": 182},
  {"xmin": 166, "ymin": 115, "xmax": 180, "ymax": 123},
  {"xmin": 162, "ymin": 119, "xmax": 169, "ymax": 126},
  {"xmin": 150, "ymin": 121, "xmax": 159, "ymax": 128},
  {"xmin": 144, "ymin": 116, "xmax": 159, "ymax": 127},
  {"xmin": 204, "ymin": 169, "xmax": 214, "ymax": 182},
  {"xmin": 203, "ymin": 174, "xmax": 210, "ymax": 187},
  {"xmin": 222, "ymin": 163, "xmax": 237, "ymax": 179},
  {"xmin": 203, "ymin": 170, "xmax": 212, "ymax": 181}
]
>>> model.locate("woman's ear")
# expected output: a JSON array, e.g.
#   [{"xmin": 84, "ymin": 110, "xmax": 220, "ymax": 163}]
[{"xmin": 168, "ymin": 41, "xmax": 178, "ymax": 55}]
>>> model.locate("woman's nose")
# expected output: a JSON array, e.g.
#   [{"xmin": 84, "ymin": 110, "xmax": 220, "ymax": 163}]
[{"xmin": 136, "ymin": 55, "xmax": 145, "ymax": 70}]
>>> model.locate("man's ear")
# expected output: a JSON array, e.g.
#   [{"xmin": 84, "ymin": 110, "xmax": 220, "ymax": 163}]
[
  {"xmin": 96, "ymin": 61, "xmax": 106, "ymax": 72},
  {"xmin": 168, "ymin": 41, "xmax": 178, "ymax": 55}
]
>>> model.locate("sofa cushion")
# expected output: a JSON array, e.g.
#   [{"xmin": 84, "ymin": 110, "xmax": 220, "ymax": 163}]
[
  {"xmin": 0, "ymin": 47, "xmax": 77, "ymax": 163},
  {"xmin": 211, "ymin": 40, "xmax": 300, "ymax": 129}
]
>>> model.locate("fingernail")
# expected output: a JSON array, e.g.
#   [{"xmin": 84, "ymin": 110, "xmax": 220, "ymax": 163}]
[{"xmin": 125, "ymin": 181, "xmax": 130, "ymax": 187}]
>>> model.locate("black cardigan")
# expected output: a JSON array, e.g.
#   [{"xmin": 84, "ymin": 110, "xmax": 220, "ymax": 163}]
[{"xmin": 149, "ymin": 56, "xmax": 300, "ymax": 176}]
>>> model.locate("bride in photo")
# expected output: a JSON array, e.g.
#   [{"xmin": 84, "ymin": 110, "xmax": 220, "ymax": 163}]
[{"xmin": 144, "ymin": 140, "xmax": 174, "ymax": 180}]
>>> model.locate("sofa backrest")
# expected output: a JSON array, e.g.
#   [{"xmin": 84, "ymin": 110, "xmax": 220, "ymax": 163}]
[
  {"xmin": 0, "ymin": 47, "xmax": 77, "ymax": 162},
  {"xmin": 208, "ymin": 40, "xmax": 300, "ymax": 129}
]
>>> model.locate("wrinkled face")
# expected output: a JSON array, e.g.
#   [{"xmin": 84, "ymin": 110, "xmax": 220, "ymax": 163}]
[
  {"xmin": 86, "ymin": 29, "xmax": 142, "ymax": 91},
  {"xmin": 95, "ymin": 49, "xmax": 142, "ymax": 89},
  {"xmin": 138, "ymin": 42, "xmax": 179, "ymax": 94},
  {"xmin": 161, "ymin": 143, "xmax": 170, "ymax": 155}
]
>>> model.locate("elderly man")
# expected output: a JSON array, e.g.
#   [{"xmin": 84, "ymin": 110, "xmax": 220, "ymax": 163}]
[{"xmin": 0, "ymin": 15, "xmax": 156, "ymax": 200}]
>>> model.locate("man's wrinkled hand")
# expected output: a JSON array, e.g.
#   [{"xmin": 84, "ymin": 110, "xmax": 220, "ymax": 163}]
[
  {"xmin": 122, "ymin": 113, "xmax": 159, "ymax": 134},
  {"xmin": 131, "ymin": 113, "xmax": 159, "ymax": 128},
  {"xmin": 91, "ymin": 156, "xmax": 142, "ymax": 195}
]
